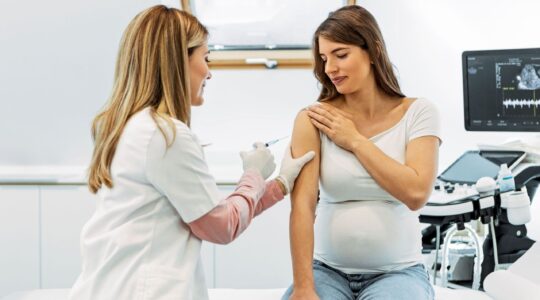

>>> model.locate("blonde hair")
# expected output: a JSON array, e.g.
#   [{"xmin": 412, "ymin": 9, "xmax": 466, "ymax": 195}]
[{"xmin": 88, "ymin": 5, "xmax": 208, "ymax": 193}]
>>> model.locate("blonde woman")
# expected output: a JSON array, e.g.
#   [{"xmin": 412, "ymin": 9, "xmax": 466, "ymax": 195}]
[{"xmin": 69, "ymin": 5, "xmax": 314, "ymax": 300}]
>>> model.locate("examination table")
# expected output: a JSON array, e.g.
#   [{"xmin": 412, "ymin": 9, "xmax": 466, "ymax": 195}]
[
  {"xmin": 6, "ymin": 252, "xmax": 540, "ymax": 300},
  {"xmin": 0, "ymin": 286, "xmax": 493, "ymax": 300}
]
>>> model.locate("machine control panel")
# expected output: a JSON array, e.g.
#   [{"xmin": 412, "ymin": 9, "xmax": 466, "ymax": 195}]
[{"xmin": 429, "ymin": 181, "xmax": 479, "ymax": 205}]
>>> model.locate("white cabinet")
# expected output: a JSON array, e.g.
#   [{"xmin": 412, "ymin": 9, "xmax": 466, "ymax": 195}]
[
  {"xmin": 40, "ymin": 186, "xmax": 97, "ymax": 288},
  {"xmin": 39, "ymin": 185, "xmax": 216, "ymax": 289},
  {"xmin": 0, "ymin": 183, "xmax": 291, "ymax": 295},
  {"xmin": 214, "ymin": 186, "xmax": 292, "ymax": 288},
  {"xmin": 0, "ymin": 186, "xmax": 40, "ymax": 298},
  {"xmin": 38, "ymin": 185, "xmax": 217, "ymax": 290}
]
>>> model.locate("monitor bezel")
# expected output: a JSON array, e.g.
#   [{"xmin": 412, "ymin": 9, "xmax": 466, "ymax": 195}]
[{"xmin": 462, "ymin": 47, "xmax": 540, "ymax": 132}]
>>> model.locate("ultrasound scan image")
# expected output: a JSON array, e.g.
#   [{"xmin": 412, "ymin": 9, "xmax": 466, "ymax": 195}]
[{"xmin": 517, "ymin": 64, "xmax": 540, "ymax": 90}]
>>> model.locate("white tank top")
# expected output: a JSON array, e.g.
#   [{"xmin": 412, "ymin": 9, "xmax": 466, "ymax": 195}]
[{"xmin": 314, "ymin": 98, "xmax": 441, "ymax": 274}]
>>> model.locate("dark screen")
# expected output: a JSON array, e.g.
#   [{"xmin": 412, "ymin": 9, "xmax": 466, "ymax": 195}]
[
  {"xmin": 463, "ymin": 48, "xmax": 540, "ymax": 131},
  {"xmin": 438, "ymin": 151, "xmax": 525, "ymax": 184}
]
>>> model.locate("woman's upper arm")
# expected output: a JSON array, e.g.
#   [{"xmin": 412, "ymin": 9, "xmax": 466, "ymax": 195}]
[
  {"xmin": 290, "ymin": 110, "xmax": 321, "ymax": 211},
  {"xmin": 405, "ymin": 99, "xmax": 442, "ymax": 192}
]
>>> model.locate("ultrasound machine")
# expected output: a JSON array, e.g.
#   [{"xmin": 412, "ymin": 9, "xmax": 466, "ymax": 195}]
[{"xmin": 420, "ymin": 48, "xmax": 540, "ymax": 290}]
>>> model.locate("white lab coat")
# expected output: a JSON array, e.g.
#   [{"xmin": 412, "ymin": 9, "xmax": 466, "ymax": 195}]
[{"xmin": 69, "ymin": 108, "xmax": 221, "ymax": 300}]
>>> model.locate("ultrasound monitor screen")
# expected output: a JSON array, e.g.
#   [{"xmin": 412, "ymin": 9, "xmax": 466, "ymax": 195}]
[{"xmin": 463, "ymin": 48, "xmax": 540, "ymax": 131}]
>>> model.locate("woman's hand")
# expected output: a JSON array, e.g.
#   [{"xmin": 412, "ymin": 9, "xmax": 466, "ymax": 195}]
[
  {"xmin": 306, "ymin": 104, "xmax": 365, "ymax": 152},
  {"xmin": 289, "ymin": 288, "xmax": 320, "ymax": 300}
]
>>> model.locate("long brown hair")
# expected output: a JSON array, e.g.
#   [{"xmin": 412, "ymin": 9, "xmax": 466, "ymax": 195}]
[
  {"xmin": 313, "ymin": 5, "xmax": 405, "ymax": 101},
  {"xmin": 88, "ymin": 5, "xmax": 208, "ymax": 193}
]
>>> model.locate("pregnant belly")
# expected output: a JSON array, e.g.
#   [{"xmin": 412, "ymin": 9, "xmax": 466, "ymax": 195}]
[{"xmin": 314, "ymin": 201, "xmax": 422, "ymax": 271}]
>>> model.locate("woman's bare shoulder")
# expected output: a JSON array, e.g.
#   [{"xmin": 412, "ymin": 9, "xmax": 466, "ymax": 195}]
[
  {"xmin": 294, "ymin": 107, "xmax": 310, "ymax": 123},
  {"xmin": 293, "ymin": 108, "xmax": 317, "ymax": 133}
]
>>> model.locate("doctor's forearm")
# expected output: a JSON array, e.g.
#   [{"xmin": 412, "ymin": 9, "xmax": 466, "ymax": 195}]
[
  {"xmin": 253, "ymin": 180, "xmax": 284, "ymax": 216},
  {"xmin": 188, "ymin": 170, "xmax": 266, "ymax": 244},
  {"xmin": 189, "ymin": 196, "xmax": 254, "ymax": 244}
]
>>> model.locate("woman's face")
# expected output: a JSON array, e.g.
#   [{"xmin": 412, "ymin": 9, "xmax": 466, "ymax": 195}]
[
  {"xmin": 189, "ymin": 42, "xmax": 211, "ymax": 106},
  {"xmin": 318, "ymin": 37, "xmax": 373, "ymax": 95}
]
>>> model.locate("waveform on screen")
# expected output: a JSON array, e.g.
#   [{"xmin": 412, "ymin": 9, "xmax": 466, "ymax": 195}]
[{"xmin": 503, "ymin": 99, "xmax": 540, "ymax": 109}]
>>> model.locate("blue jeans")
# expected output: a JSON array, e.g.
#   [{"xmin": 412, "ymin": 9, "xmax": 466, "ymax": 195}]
[{"xmin": 282, "ymin": 260, "xmax": 434, "ymax": 300}]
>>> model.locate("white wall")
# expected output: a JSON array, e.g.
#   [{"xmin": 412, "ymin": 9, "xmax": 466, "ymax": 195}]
[
  {"xmin": 191, "ymin": 69, "xmax": 318, "ymax": 180},
  {"xmin": 195, "ymin": 0, "xmax": 540, "ymax": 176},
  {"xmin": 0, "ymin": 0, "xmax": 159, "ymax": 167},
  {"xmin": 2, "ymin": 1, "xmax": 540, "ymax": 172},
  {"xmin": 196, "ymin": 0, "xmax": 540, "ymax": 172},
  {"xmin": 360, "ymin": 0, "xmax": 540, "ymax": 169}
]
